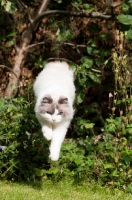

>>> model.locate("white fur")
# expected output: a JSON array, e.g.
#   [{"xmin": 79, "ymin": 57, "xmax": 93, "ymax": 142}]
[{"xmin": 34, "ymin": 61, "xmax": 75, "ymax": 161}]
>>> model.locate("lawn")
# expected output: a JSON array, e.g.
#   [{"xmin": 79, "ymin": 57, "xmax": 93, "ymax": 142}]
[{"xmin": 0, "ymin": 179, "xmax": 132, "ymax": 200}]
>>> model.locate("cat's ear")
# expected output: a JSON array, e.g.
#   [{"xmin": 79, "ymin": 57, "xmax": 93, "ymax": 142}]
[
  {"xmin": 42, "ymin": 96, "xmax": 52, "ymax": 104},
  {"xmin": 59, "ymin": 97, "xmax": 68, "ymax": 104}
]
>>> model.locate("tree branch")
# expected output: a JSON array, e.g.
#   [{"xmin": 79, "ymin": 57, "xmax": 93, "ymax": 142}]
[
  {"xmin": 0, "ymin": 65, "xmax": 17, "ymax": 77},
  {"xmin": 37, "ymin": 0, "xmax": 50, "ymax": 14},
  {"xmin": 33, "ymin": 10, "xmax": 116, "ymax": 26},
  {"xmin": 28, "ymin": 41, "xmax": 86, "ymax": 49},
  {"xmin": 46, "ymin": 57, "xmax": 72, "ymax": 63}
]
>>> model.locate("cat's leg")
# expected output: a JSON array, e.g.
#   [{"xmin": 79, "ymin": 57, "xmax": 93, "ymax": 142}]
[
  {"xmin": 49, "ymin": 121, "xmax": 70, "ymax": 161},
  {"xmin": 42, "ymin": 125, "xmax": 53, "ymax": 141},
  {"xmin": 36, "ymin": 113, "xmax": 53, "ymax": 141}
]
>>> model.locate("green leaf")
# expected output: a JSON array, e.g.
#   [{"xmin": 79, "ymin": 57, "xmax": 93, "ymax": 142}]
[
  {"xmin": 56, "ymin": 28, "xmax": 74, "ymax": 41},
  {"xmin": 42, "ymin": 61, "xmax": 48, "ymax": 67},
  {"xmin": 104, "ymin": 163, "xmax": 114, "ymax": 169},
  {"xmin": 87, "ymin": 46, "xmax": 100, "ymax": 55},
  {"xmin": 122, "ymin": 3, "xmax": 129, "ymax": 13},
  {"xmin": 117, "ymin": 14, "xmax": 132, "ymax": 25},
  {"xmin": 87, "ymin": 46, "xmax": 93, "ymax": 55},
  {"xmin": 34, "ymin": 168, "xmax": 45, "ymax": 177},
  {"xmin": 101, "ymin": 49, "xmax": 110, "ymax": 57},
  {"xmin": 7, "ymin": 31, "xmax": 17, "ymax": 37},
  {"xmin": 126, "ymin": 128, "xmax": 132, "ymax": 134},
  {"xmin": 83, "ymin": 4, "xmax": 93, "ymax": 12},
  {"xmin": 55, "ymin": 0, "xmax": 62, "ymax": 3},
  {"xmin": 76, "ymin": 93, "xmax": 83, "ymax": 104},
  {"xmin": 47, "ymin": 167, "xmax": 59, "ymax": 175},
  {"xmin": 81, "ymin": 57, "xmax": 93, "ymax": 68},
  {"xmin": 126, "ymin": 29, "xmax": 132, "ymax": 40},
  {"xmin": 1, "ymin": 0, "xmax": 17, "ymax": 13},
  {"xmin": 70, "ymin": 62, "xmax": 77, "ymax": 72},
  {"xmin": 83, "ymin": 3, "xmax": 90, "ymax": 9},
  {"xmin": 111, "ymin": 169, "xmax": 118, "ymax": 177},
  {"xmin": 6, "ymin": 40, "xmax": 13, "ymax": 45},
  {"xmin": 88, "ymin": 71, "xmax": 101, "ymax": 84},
  {"xmin": 95, "ymin": 57, "xmax": 104, "ymax": 66},
  {"xmin": 99, "ymin": 33, "xmax": 108, "ymax": 41},
  {"xmin": 88, "ymin": 71, "xmax": 96, "ymax": 81},
  {"xmin": 84, "ymin": 123, "xmax": 94, "ymax": 129},
  {"xmin": 105, "ymin": 123, "xmax": 116, "ymax": 132},
  {"xmin": 128, "ymin": 0, "xmax": 132, "ymax": 5},
  {"xmin": 71, "ymin": 2, "xmax": 80, "ymax": 7}
]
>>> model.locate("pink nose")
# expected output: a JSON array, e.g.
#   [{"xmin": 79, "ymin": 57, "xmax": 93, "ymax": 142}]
[{"xmin": 52, "ymin": 119, "xmax": 56, "ymax": 122}]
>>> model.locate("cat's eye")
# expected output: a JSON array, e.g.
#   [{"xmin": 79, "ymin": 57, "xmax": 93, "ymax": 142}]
[
  {"xmin": 58, "ymin": 111, "xmax": 63, "ymax": 115},
  {"xmin": 46, "ymin": 111, "xmax": 51, "ymax": 115}
]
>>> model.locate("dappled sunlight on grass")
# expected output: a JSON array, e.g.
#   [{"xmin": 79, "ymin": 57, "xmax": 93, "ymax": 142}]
[{"xmin": 0, "ymin": 179, "xmax": 132, "ymax": 200}]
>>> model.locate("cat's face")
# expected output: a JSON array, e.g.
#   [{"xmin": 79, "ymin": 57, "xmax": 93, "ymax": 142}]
[{"xmin": 39, "ymin": 95, "xmax": 71, "ymax": 124}]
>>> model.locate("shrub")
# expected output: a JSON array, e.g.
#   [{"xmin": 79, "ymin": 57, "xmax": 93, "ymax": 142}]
[
  {"xmin": 0, "ymin": 93, "xmax": 50, "ymax": 181},
  {"xmin": 48, "ymin": 130, "xmax": 132, "ymax": 192}
]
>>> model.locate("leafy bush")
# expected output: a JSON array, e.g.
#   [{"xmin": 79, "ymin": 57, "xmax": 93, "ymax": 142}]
[
  {"xmin": 0, "ymin": 92, "xmax": 50, "ymax": 181},
  {"xmin": 47, "ymin": 131, "xmax": 132, "ymax": 192}
]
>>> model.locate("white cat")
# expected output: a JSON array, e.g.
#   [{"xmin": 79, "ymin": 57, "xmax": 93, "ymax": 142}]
[{"xmin": 33, "ymin": 61, "xmax": 75, "ymax": 161}]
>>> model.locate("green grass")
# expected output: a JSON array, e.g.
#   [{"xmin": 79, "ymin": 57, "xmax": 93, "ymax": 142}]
[{"xmin": 0, "ymin": 179, "xmax": 132, "ymax": 200}]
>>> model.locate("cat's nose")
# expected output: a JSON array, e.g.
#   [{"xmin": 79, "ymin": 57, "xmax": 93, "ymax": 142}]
[{"xmin": 52, "ymin": 119, "xmax": 56, "ymax": 122}]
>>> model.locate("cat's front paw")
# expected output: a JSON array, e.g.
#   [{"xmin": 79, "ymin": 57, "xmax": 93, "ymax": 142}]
[
  {"xmin": 49, "ymin": 152, "xmax": 59, "ymax": 161},
  {"xmin": 43, "ymin": 131, "xmax": 53, "ymax": 140},
  {"xmin": 49, "ymin": 147, "xmax": 60, "ymax": 161},
  {"xmin": 42, "ymin": 127, "xmax": 53, "ymax": 141}
]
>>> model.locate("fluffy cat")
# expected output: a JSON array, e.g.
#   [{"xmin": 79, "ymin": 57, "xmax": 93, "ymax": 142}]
[{"xmin": 33, "ymin": 61, "xmax": 75, "ymax": 161}]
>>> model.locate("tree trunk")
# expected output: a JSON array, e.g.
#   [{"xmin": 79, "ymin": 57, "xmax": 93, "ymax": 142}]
[
  {"xmin": 4, "ymin": 0, "xmax": 50, "ymax": 97},
  {"xmin": 4, "ymin": 42, "xmax": 28, "ymax": 97}
]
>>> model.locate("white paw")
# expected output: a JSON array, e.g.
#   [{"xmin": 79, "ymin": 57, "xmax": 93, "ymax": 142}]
[
  {"xmin": 49, "ymin": 143, "xmax": 61, "ymax": 161},
  {"xmin": 42, "ymin": 127, "xmax": 52, "ymax": 141},
  {"xmin": 49, "ymin": 151, "xmax": 59, "ymax": 161},
  {"xmin": 43, "ymin": 132, "xmax": 53, "ymax": 140}
]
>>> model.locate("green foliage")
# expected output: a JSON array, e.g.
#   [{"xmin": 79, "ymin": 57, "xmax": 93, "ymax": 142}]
[
  {"xmin": 0, "ymin": 11, "xmax": 17, "ymax": 51},
  {"xmin": 117, "ymin": 2, "xmax": 132, "ymax": 40},
  {"xmin": 117, "ymin": 14, "xmax": 132, "ymax": 25},
  {"xmin": 56, "ymin": 27, "xmax": 74, "ymax": 41},
  {"xmin": 71, "ymin": 0, "xmax": 93, "ymax": 12},
  {"xmin": 0, "ymin": 92, "xmax": 50, "ymax": 181},
  {"xmin": 47, "ymin": 133, "xmax": 132, "ymax": 192},
  {"xmin": 55, "ymin": 21, "xmax": 74, "ymax": 42},
  {"xmin": 54, "ymin": 0, "xmax": 62, "ymax": 4},
  {"xmin": 35, "ymin": 57, "xmax": 48, "ymax": 68},
  {"xmin": 0, "ymin": 0, "xmax": 17, "ymax": 13},
  {"xmin": 71, "ymin": 57, "xmax": 102, "ymax": 104}
]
